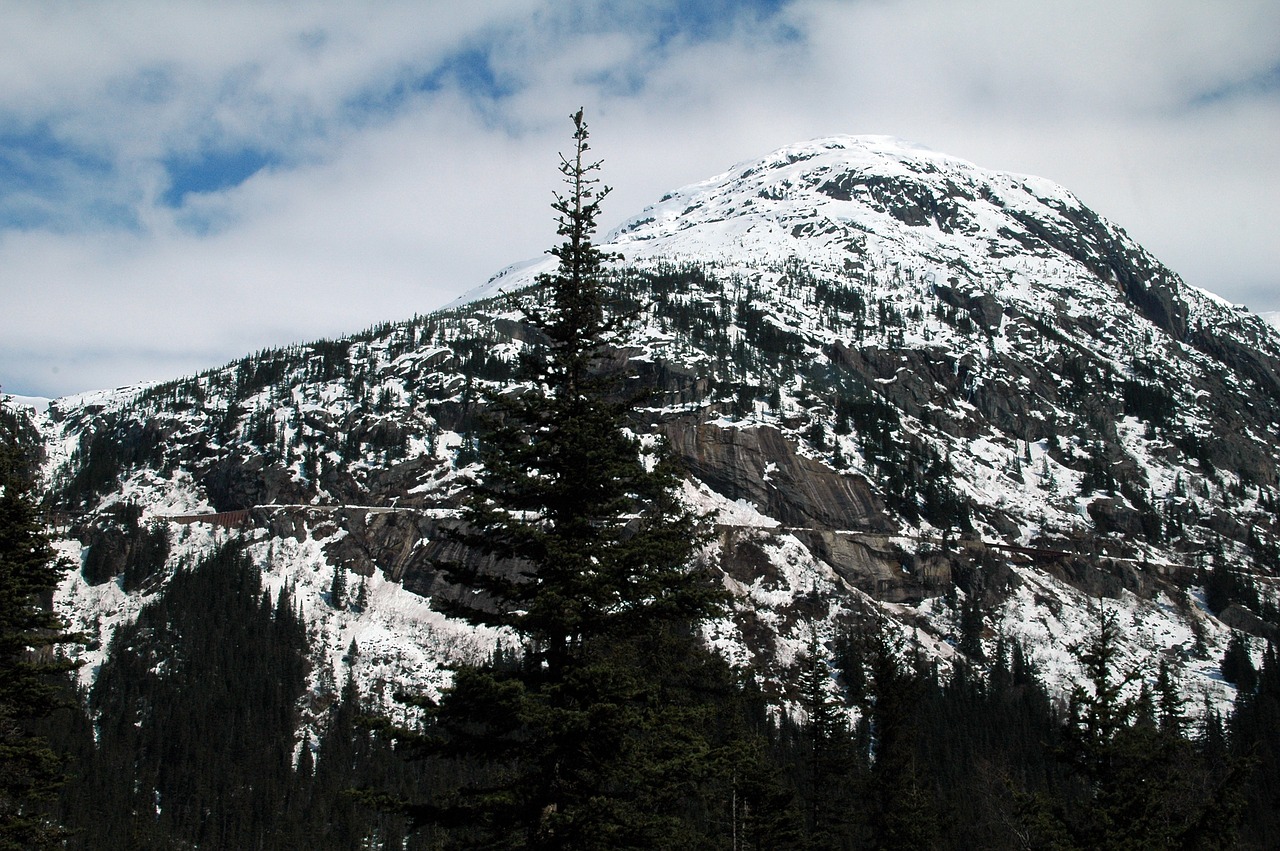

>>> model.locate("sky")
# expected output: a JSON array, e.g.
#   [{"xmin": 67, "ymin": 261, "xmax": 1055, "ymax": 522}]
[{"xmin": 2, "ymin": 0, "xmax": 1277, "ymax": 399}]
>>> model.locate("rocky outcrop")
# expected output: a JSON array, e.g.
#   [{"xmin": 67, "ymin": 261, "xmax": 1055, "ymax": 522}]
[
  {"xmin": 661, "ymin": 418, "xmax": 892, "ymax": 532},
  {"xmin": 76, "ymin": 504, "xmax": 170, "ymax": 591}
]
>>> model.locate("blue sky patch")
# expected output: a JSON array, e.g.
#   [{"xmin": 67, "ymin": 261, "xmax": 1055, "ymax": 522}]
[
  {"xmin": 162, "ymin": 147, "xmax": 279, "ymax": 207},
  {"xmin": 649, "ymin": 0, "xmax": 792, "ymax": 48},
  {"xmin": 1191, "ymin": 60, "xmax": 1280, "ymax": 107},
  {"xmin": 0, "ymin": 122, "xmax": 109, "ymax": 195},
  {"xmin": 0, "ymin": 122, "xmax": 113, "ymax": 229},
  {"xmin": 429, "ymin": 47, "xmax": 515, "ymax": 102},
  {"xmin": 342, "ymin": 44, "xmax": 515, "ymax": 128}
]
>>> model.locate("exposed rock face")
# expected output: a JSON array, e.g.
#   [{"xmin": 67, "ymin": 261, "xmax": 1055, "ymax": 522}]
[
  {"xmin": 203, "ymin": 454, "xmax": 309, "ymax": 512},
  {"xmin": 661, "ymin": 418, "xmax": 892, "ymax": 533},
  {"xmin": 321, "ymin": 511, "xmax": 435, "ymax": 582}
]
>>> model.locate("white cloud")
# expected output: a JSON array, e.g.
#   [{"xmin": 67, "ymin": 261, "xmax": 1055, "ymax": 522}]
[{"xmin": 1, "ymin": 0, "xmax": 1277, "ymax": 397}]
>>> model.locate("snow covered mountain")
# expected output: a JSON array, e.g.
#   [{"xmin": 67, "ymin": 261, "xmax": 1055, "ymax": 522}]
[{"xmin": 14, "ymin": 135, "xmax": 1280, "ymax": 730}]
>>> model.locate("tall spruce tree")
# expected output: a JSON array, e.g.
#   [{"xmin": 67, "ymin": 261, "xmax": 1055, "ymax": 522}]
[
  {"xmin": 397, "ymin": 110, "xmax": 731, "ymax": 849},
  {"xmin": 0, "ymin": 405, "xmax": 81, "ymax": 849},
  {"xmin": 1230, "ymin": 641, "xmax": 1280, "ymax": 847}
]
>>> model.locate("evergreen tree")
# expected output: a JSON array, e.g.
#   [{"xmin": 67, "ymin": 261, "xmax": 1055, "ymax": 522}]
[
  {"xmin": 0, "ymin": 408, "xmax": 81, "ymax": 850},
  {"xmin": 1021, "ymin": 604, "xmax": 1244, "ymax": 850},
  {"xmin": 1153, "ymin": 659, "xmax": 1186, "ymax": 737},
  {"xmin": 309, "ymin": 677, "xmax": 421, "ymax": 850},
  {"xmin": 1231, "ymin": 641, "xmax": 1280, "ymax": 848},
  {"xmin": 1220, "ymin": 632, "xmax": 1256, "ymax": 693},
  {"xmin": 957, "ymin": 592, "xmax": 986, "ymax": 662},
  {"xmin": 330, "ymin": 564, "xmax": 347, "ymax": 610},
  {"xmin": 913, "ymin": 642, "xmax": 1067, "ymax": 851},
  {"xmin": 864, "ymin": 624, "xmax": 940, "ymax": 851},
  {"xmin": 795, "ymin": 635, "xmax": 859, "ymax": 849},
  {"xmin": 393, "ymin": 110, "xmax": 732, "ymax": 849},
  {"xmin": 59, "ymin": 544, "xmax": 313, "ymax": 850}
]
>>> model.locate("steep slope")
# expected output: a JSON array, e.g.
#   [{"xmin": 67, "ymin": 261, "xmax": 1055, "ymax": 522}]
[{"xmin": 15, "ymin": 136, "xmax": 1280, "ymax": 730}]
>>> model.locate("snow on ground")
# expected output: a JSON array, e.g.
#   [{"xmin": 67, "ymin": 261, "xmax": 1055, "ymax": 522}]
[
  {"xmin": 247, "ymin": 530, "xmax": 509, "ymax": 735},
  {"xmin": 57, "ymin": 536, "xmax": 154, "ymax": 692},
  {"xmin": 996, "ymin": 565, "xmax": 1237, "ymax": 722},
  {"xmin": 55, "ymin": 498, "xmax": 510, "ymax": 740},
  {"xmin": 2, "ymin": 394, "xmax": 51, "ymax": 412}
]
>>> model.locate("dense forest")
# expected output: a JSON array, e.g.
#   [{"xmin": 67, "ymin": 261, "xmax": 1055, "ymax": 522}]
[
  {"xmin": 19, "ymin": 539, "xmax": 1280, "ymax": 850},
  {"xmin": 4, "ymin": 113, "xmax": 1280, "ymax": 849}
]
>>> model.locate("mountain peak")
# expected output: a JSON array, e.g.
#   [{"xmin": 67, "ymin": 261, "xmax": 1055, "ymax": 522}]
[
  {"xmin": 454, "ymin": 136, "xmax": 1093, "ymax": 309},
  {"xmin": 743, "ymin": 134, "xmax": 956, "ymax": 171},
  {"xmin": 596, "ymin": 134, "xmax": 1151, "ymax": 324},
  {"xmin": 611, "ymin": 133, "xmax": 1080, "ymax": 242}
]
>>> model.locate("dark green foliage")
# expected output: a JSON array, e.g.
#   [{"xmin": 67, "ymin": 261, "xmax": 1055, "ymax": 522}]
[
  {"xmin": 37, "ymin": 546, "xmax": 1277, "ymax": 851},
  {"xmin": 957, "ymin": 592, "xmax": 986, "ymax": 661},
  {"xmin": 717, "ymin": 733, "xmax": 804, "ymax": 850},
  {"xmin": 735, "ymin": 292, "xmax": 807, "ymax": 364},
  {"xmin": 825, "ymin": 616, "xmax": 1254, "ymax": 851},
  {"xmin": 61, "ymin": 429, "xmax": 126, "ymax": 508},
  {"xmin": 861, "ymin": 626, "xmax": 941, "ymax": 851},
  {"xmin": 121, "ymin": 524, "xmax": 168, "ymax": 592},
  {"xmin": 58, "ymin": 418, "xmax": 165, "ymax": 510},
  {"xmin": 308, "ymin": 338, "xmax": 354, "ymax": 383},
  {"xmin": 233, "ymin": 350, "xmax": 291, "ymax": 397},
  {"xmin": 916, "ymin": 644, "xmax": 1066, "ymax": 850},
  {"xmin": 814, "ymin": 275, "xmax": 867, "ymax": 321},
  {"xmin": 920, "ymin": 457, "xmax": 971, "ymax": 533},
  {"xmin": 78, "ymin": 502, "xmax": 169, "ymax": 590},
  {"xmin": 330, "ymin": 564, "xmax": 347, "ymax": 610},
  {"xmin": 795, "ymin": 636, "xmax": 861, "ymax": 848},
  {"xmin": 59, "ymin": 544, "xmax": 310, "ymax": 850},
  {"xmin": 304, "ymin": 678, "xmax": 425, "ymax": 850},
  {"xmin": 1205, "ymin": 561, "xmax": 1260, "ymax": 615},
  {"xmin": 1231, "ymin": 642, "xmax": 1280, "ymax": 848},
  {"xmin": 1221, "ymin": 632, "xmax": 1257, "ymax": 692},
  {"xmin": 0, "ymin": 406, "xmax": 43, "ymax": 483},
  {"xmin": 834, "ymin": 384, "xmax": 897, "ymax": 454},
  {"xmin": 450, "ymin": 335, "xmax": 520, "ymax": 383},
  {"xmin": 242, "ymin": 404, "xmax": 280, "ymax": 448},
  {"xmin": 1078, "ymin": 441, "xmax": 1118, "ymax": 496},
  {"xmin": 0, "ymin": 416, "xmax": 82, "ymax": 850},
  {"xmin": 1017, "ymin": 605, "xmax": 1246, "ymax": 850},
  {"xmin": 1121, "ymin": 378, "xmax": 1175, "ymax": 427}
]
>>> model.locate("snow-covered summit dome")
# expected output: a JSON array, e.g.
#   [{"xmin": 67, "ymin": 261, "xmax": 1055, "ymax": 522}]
[{"xmin": 454, "ymin": 133, "xmax": 1170, "ymax": 326}]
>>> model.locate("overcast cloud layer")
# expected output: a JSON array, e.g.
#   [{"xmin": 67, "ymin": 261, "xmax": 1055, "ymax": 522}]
[{"xmin": 2, "ymin": 0, "xmax": 1277, "ymax": 398}]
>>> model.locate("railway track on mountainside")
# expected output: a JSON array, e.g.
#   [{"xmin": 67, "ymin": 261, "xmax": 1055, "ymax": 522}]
[{"xmin": 153, "ymin": 505, "xmax": 1208, "ymax": 576}]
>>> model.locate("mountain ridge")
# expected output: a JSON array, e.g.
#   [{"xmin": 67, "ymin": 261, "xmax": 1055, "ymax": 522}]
[{"xmin": 10, "ymin": 135, "xmax": 1280, "ymax": 735}]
